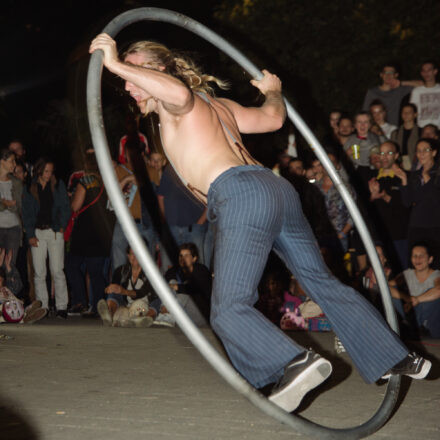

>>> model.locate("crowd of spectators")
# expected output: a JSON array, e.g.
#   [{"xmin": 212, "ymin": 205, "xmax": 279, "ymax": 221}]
[{"xmin": 1, "ymin": 60, "xmax": 439, "ymax": 340}]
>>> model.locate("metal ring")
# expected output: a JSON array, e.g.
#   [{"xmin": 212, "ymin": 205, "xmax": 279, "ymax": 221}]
[{"xmin": 87, "ymin": 7, "xmax": 400, "ymax": 439}]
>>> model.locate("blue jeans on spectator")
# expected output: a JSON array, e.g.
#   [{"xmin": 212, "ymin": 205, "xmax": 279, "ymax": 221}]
[
  {"xmin": 111, "ymin": 221, "xmax": 158, "ymax": 271},
  {"xmin": 159, "ymin": 223, "xmax": 207, "ymax": 273},
  {"xmin": 392, "ymin": 297, "xmax": 440, "ymax": 338},
  {"xmin": 65, "ymin": 254, "xmax": 107, "ymax": 311},
  {"xmin": 207, "ymin": 165, "xmax": 408, "ymax": 388}
]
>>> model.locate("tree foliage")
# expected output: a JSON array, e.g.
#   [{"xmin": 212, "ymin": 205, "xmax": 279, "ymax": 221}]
[{"xmin": 215, "ymin": 0, "xmax": 440, "ymax": 135}]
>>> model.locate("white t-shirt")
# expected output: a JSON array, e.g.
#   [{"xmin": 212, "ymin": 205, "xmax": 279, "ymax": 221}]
[
  {"xmin": 0, "ymin": 180, "xmax": 19, "ymax": 228},
  {"xmin": 410, "ymin": 84, "xmax": 440, "ymax": 128},
  {"xmin": 380, "ymin": 122, "xmax": 397, "ymax": 139}
]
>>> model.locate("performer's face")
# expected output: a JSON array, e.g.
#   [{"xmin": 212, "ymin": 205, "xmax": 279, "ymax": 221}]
[{"xmin": 124, "ymin": 52, "xmax": 160, "ymax": 115}]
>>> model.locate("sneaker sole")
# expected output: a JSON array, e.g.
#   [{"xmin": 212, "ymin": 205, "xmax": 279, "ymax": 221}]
[
  {"xmin": 268, "ymin": 358, "xmax": 332, "ymax": 412},
  {"xmin": 152, "ymin": 320, "xmax": 175, "ymax": 327},
  {"xmin": 24, "ymin": 308, "xmax": 47, "ymax": 324}
]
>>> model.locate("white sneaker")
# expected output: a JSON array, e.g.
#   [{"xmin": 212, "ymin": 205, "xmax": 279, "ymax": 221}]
[
  {"xmin": 153, "ymin": 312, "xmax": 175, "ymax": 327},
  {"xmin": 97, "ymin": 299, "xmax": 112, "ymax": 327}
]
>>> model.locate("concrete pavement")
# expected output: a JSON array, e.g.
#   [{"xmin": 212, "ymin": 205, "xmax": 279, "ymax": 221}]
[{"xmin": 1, "ymin": 317, "xmax": 439, "ymax": 440}]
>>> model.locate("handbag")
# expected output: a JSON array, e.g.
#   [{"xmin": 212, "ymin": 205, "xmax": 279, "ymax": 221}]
[{"xmin": 64, "ymin": 185, "xmax": 104, "ymax": 242}]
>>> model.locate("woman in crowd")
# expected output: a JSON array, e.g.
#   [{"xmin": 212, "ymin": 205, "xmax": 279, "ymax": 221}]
[
  {"xmin": 394, "ymin": 138, "xmax": 440, "ymax": 268},
  {"xmin": 65, "ymin": 152, "xmax": 114, "ymax": 316},
  {"xmin": 0, "ymin": 149, "xmax": 22, "ymax": 265},
  {"xmin": 389, "ymin": 243, "xmax": 440, "ymax": 338}
]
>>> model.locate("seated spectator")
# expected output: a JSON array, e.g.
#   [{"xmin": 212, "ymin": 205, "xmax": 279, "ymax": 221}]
[
  {"xmin": 421, "ymin": 123, "xmax": 439, "ymax": 140},
  {"xmin": 389, "ymin": 243, "xmax": 440, "ymax": 338},
  {"xmin": 391, "ymin": 103, "xmax": 420, "ymax": 170},
  {"xmin": 22, "ymin": 158, "xmax": 70, "ymax": 318},
  {"xmin": 256, "ymin": 271, "xmax": 286, "ymax": 326},
  {"xmin": 0, "ymin": 249, "xmax": 46, "ymax": 324},
  {"xmin": 335, "ymin": 115, "xmax": 354, "ymax": 149},
  {"xmin": 164, "ymin": 242, "xmax": 212, "ymax": 326},
  {"xmin": 369, "ymin": 99, "xmax": 397, "ymax": 139},
  {"xmin": 368, "ymin": 141, "xmax": 410, "ymax": 272},
  {"xmin": 394, "ymin": 138, "xmax": 440, "ymax": 268},
  {"xmin": 97, "ymin": 244, "xmax": 167, "ymax": 327},
  {"xmin": 0, "ymin": 149, "xmax": 22, "ymax": 265}
]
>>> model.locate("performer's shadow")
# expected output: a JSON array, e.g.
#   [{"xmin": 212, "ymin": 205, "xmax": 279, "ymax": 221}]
[{"xmin": 0, "ymin": 396, "xmax": 39, "ymax": 440}]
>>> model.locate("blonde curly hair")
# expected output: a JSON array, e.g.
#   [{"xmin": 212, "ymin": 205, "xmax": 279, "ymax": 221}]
[{"xmin": 123, "ymin": 41, "xmax": 229, "ymax": 96}]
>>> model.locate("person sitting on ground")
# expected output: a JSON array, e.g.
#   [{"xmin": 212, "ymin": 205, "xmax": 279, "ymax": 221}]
[
  {"xmin": 389, "ymin": 242, "xmax": 440, "ymax": 338},
  {"xmin": 0, "ymin": 251, "xmax": 46, "ymax": 324},
  {"xmin": 164, "ymin": 242, "xmax": 212, "ymax": 326},
  {"xmin": 97, "ymin": 244, "xmax": 169, "ymax": 327}
]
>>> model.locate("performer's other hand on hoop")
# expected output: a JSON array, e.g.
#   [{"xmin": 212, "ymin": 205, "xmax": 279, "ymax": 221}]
[{"xmin": 89, "ymin": 33, "xmax": 119, "ymax": 71}]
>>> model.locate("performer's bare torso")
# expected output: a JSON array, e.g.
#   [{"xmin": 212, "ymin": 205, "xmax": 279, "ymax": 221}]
[{"xmin": 157, "ymin": 94, "xmax": 255, "ymax": 201}]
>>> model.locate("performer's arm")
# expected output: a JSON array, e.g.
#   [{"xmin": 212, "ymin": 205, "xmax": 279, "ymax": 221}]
[
  {"xmin": 219, "ymin": 70, "xmax": 286, "ymax": 134},
  {"xmin": 89, "ymin": 34, "xmax": 193, "ymax": 115}
]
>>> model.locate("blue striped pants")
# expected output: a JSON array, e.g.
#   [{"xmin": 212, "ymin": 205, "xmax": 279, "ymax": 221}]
[{"xmin": 207, "ymin": 165, "xmax": 408, "ymax": 388}]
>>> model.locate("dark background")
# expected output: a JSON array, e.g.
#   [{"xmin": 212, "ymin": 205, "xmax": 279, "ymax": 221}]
[{"xmin": 1, "ymin": 0, "xmax": 439, "ymax": 179}]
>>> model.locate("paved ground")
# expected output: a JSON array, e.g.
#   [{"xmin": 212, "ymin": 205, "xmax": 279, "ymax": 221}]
[{"xmin": 0, "ymin": 317, "xmax": 439, "ymax": 440}]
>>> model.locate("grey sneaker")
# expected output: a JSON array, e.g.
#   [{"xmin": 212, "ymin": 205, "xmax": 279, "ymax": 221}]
[
  {"xmin": 268, "ymin": 350, "xmax": 332, "ymax": 412},
  {"xmin": 381, "ymin": 352, "xmax": 432, "ymax": 380},
  {"xmin": 23, "ymin": 307, "xmax": 47, "ymax": 324},
  {"xmin": 97, "ymin": 299, "xmax": 112, "ymax": 327}
]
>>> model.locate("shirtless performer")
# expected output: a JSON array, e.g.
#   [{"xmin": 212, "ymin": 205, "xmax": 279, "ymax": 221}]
[{"xmin": 89, "ymin": 34, "xmax": 431, "ymax": 413}]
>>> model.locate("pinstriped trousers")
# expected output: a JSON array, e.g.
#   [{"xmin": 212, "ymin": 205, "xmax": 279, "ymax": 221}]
[{"xmin": 207, "ymin": 165, "xmax": 408, "ymax": 388}]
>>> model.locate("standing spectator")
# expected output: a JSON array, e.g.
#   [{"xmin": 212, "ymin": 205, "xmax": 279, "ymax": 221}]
[
  {"xmin": 410, "ymin": 60, "xmax": 440, "ymax": 129},
  {"xmin": 65, "ymin": 152, "xmax": 114, "ymax": 316},
  {"xmin": 8, "ymin": 140, "xmax": 32, "ymax": 177},
  {"xmin": 22, "ymin": 158, "xmax": 70, "ymax": 317},
  {"xmin": 363, "ymin": 63, "xmax": 415, "ymax": 126},
  {"xmin": 394, "ymin": 139, "xmax": 440, "ymax": 268},
  {"xmin": 391, "ymin": 104, "xmax": 420, "ymax": 170},
  {"xmin": 157, "ymin": 165, "xmax": 207, "ymax": 272},
  {"xmin": 286, "ymin": 158, "xmax": 305, "ymax": 176},
  {"xmin": 118, "ymin": 115, "xmax": 149, "ymax": 164},
  {"xmin": 0, "ymin": 149, "xmax": 22, "ymax": 265},
  {"xmin": 312, "ymin": 154, "xmax": 354, "ymax": 254},
  {"xmin": 369, "ymin": 99, "xmax": 397, "ymax": 139},
  {"xmin": 335, "ymin": 116, "xmax": 354, "ymax": 148},
  {"xmin": 421, "ymin": 124, "xmax": 439, "ymax": 140},
  {"xmin": 368, "ymin": 141, "xmax": 410, "ymax": 272}
]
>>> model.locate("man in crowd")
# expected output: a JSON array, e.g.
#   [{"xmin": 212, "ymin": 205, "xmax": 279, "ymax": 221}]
[
  {"xmin": 363, "ymin": 63, "xmax": 416, "ymax": 126},
  {"xmin": 90, "ymin": 33, "xmax": 431, "ymax": 414},
  {"xmin": 368, "ymin": 141, "xmax": 410, "ymax": 272},
  {"xmin": 410, "ymin": 60, "xmax": 440, "ymax": 129}
]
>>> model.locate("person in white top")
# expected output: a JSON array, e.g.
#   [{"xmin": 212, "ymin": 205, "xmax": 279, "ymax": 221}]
[{"xmin": 410, "ymin": 61, "xmax": 440, "ymax": 129}]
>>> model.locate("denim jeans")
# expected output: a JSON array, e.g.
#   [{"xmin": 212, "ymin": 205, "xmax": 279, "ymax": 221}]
[
  {"xmin": 207, "ymin": 165, "xmax": 408, "ymax": 388},
  {"xmin": 392, "ymin": 297, "xmax": 440, "ymax": 338},
  {"xmin": 111, "ymin": 221, "xmax": 158, "ymax": 271}
]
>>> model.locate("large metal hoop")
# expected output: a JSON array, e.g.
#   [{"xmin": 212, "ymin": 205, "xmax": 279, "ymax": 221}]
[{"xmin": 87, "ymin": 7, "xmax": 400, "ymax": 439}]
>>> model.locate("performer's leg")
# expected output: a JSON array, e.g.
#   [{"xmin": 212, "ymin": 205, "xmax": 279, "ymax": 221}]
[
  {"xmin": 208, "ymin": 167, "xmax": 304, "ymax": 388},
  {"xmin": 273, "ymin": 177, "xmax": 408, "ymax": 383}
]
